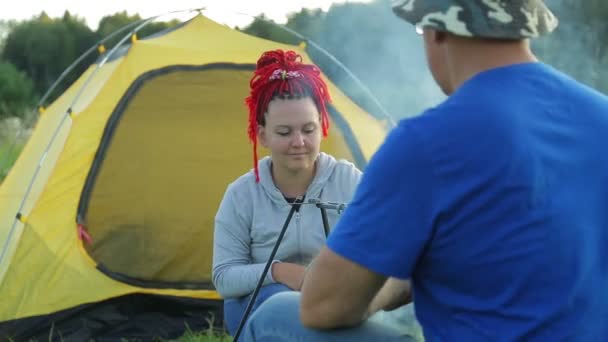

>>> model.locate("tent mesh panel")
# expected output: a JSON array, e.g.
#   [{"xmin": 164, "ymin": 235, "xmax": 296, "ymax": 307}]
[{"xmin": 81, "ymin": 66, "xmax": 354, "ymax": 287}]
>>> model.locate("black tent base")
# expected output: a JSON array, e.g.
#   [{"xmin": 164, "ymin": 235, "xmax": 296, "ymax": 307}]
[{"xmin": 0, "ymin": 293, "xmax": 224, "ymax": 341}]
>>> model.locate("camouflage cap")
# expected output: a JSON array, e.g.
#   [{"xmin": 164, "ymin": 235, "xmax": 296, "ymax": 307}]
[{"xmin": 392, "ymin": 0, "xmax": 558, "ymax": 39}]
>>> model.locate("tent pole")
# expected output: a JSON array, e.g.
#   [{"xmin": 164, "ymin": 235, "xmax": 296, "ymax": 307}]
[
  {"xmin": 257, "ymin": 16, "xmax": 396, "ymax": 128},
  {"xmin": 0, "ymin": 7, "xmax": 201, "ymax": 278},
  {"xmin": 226, "ymin": 9, "xmax": 396, "ymax": 128},
  {"xmin": 0, "ymin": 20, "xmax": 140, "ymax": 176}
]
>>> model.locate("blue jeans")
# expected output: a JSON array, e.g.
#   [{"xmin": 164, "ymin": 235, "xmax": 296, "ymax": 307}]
[
  {"xmin": 224, "ymin": 283, "xmax": 292, "ymax": 336},
  {"xmin": 241, "ymin": 292, "xmax": 420, "ymax": 341}
]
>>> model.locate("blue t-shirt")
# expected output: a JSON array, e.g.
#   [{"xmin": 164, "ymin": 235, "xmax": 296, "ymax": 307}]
[{"xmin": 328, "ymin": 62, "xmax": 608, "ymax": 341}]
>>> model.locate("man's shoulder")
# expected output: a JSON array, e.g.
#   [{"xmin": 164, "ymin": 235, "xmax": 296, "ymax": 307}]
[
  {"xmin": 393, "ymin": 106, "xmax": 462, "ymax": 142},
  {"xmin": 363, "ymin": 116, "xmax": 435, "ymax": 176}
]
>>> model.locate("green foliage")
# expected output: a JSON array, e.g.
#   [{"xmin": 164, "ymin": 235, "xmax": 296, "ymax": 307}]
[
  {"xmin": 239, "ymin": 0, "xmax": 608, "ymax": 118},
  {"xmin": 306, "ymin": 0, "xmax": 425, "ymax": 117},
  {"xmin": 0, "ymin": 0, "xmax": 606, "ymax": 122},
  {"xmin": 239, "ymin": 14, "xmax": 299, "ymax": 45},
  {"xmin": 1, "ymin": 11, "xmax": 98, "ymax": 103},
  {"xmin": 0, "ymin": 139, "xmax": 24, "ymax": 183},
  {"xmin": 168, "ymin": 314, "xmax": 232, "ymax": 342},
  {"xmin": 1, "ymin": 11, "xmax": 179, "ymax": 108},
  {"xmin": 97, "ymin": 11, "xmax": 141, "ymax": 39},
  {"xmin": 285, "ymin": 8, "xmax": 326, "ymax": 41},
  {"xmin": 0, "ymin": 19, "xmax": 18, "ymax": 53},
  {"xmin": 0, "ymin": 61, "xmax": 35, "ymax": 119},
  {"xmin": 97, "ymin": 11, "xmax": 180, "ymax": 49},
  {"xmin": 239, "ymin": 8, "xmax": 326, "ymax": 45},
  {"xmin": 284, "ymin": 0, "xmax": 442, "ymax": 118},
  {"xmin": 171, "ymin": 326, "xmax": 232, "ymax": 342},
  {"xmin": 0, "ymin": 0, "xmax": 605, "ymax": 123}
]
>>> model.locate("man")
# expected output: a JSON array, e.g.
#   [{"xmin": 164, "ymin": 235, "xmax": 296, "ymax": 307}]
[{"xmin": 241, "ymin": 0, "xmax": 608, "ymax": 340}]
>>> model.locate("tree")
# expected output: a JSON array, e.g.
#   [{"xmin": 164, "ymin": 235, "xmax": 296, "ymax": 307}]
[
  {"xmin": 284, "ymin": 8, "xmax": 326, "ymax": 42},
  {"xmin": 1, "ymin": 11, "xmax": 179, "ymax": 107},
  {"xmin": 240, "ymin": 14, "xmax": 298, "ymax": 44},
  {"xmin": 283, "ymin": 0, "xmax": 444, "ymax": 118},
  {"xmin": 1, "ymin": 0, "xmax": 605, "ymax": 126},
  {"xmin": 0, "ymin": 20, "xmax": 18, "ymax": 54},
  {"xmin": 1, "ymin": 11, "xmax": 98, "ymax": 102},
  {"xmin": 241, "ymin": 0, "xmax": 607, "ymax": 119},
  {"xmin": 238, "ymin": 2, "xmax": 441, "ymax": 119},
  {"xmin": 0, "ymin": 61, "xmax": 35, "ymax": 119},
  {"xmin": 97, "ymin": 11, "xmax": 180, "ymax": 49}
]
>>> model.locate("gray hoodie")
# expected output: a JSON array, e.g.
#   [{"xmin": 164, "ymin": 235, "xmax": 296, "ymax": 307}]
[{"xmin": 212, "ymin": 152, "xmax": 362, "ymax": 298}]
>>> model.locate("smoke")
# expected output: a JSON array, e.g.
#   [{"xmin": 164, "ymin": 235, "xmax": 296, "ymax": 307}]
[
  {"xmin": 302, "ymin": 0, "xmax": 445, "ymax": 121},
  {"xmin": 302, "ymin": 0, "xmax": 606, "ymax": 124},
  {"xmin": 533, "ymin": 0, "xmax": 607, "ymax": 93}
]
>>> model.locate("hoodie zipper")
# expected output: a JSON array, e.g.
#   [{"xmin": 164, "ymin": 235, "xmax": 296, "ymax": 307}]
[{"xmin": 295, "ymin": 210, "xmax": 302, "ymax": 262}]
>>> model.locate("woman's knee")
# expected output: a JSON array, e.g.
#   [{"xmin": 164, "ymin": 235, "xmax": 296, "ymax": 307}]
[
  {"xmin": 250, "ymin": 291, "xmax": 302, "ymax": 322},
  {"xmin": 223, "ymin": 298, "xmax": 243, "ymax": 335},
  {"xmin": 256, "ymin": 283, "xmax": 292, "ymax": 303},
  {"xmin": 223, "ymin": 285, "xmax": 295, "ymax": 335}
]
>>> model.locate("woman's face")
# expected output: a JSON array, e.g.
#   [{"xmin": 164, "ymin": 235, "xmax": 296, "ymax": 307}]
[{"xmin": 258, "ymin": 97, "xmax": 322, "ymax": 174}]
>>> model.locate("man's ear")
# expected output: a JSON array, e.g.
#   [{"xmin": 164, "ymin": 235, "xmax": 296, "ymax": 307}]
[
  {"xmin": 257, "ymin": 125, "xmax": 268, "ymax": 148},
  {"xmin": 432, "ymin": 29, "xmax": 447, "ymax": 44}
]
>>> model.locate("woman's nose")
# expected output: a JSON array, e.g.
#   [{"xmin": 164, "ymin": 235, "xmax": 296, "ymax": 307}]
[{"xmin": 291, "ymin": 132, "xmax": 305, "ymax": 147}]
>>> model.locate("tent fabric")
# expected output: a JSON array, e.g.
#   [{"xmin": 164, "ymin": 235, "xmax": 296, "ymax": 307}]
[
  {"xmin": 0, "ymin": 60, "xmax": 122, "ymax": 285},
  {"xmin": 79, "ymin": 65, "xmax": 361, "ymax": 289},
  {"xmin": 0, "ymin": 13, "xmax": 388, "ymax": 335},
  {"xmin": 0, "ymin": 293, "xmax": 223, "ymax": 341}
]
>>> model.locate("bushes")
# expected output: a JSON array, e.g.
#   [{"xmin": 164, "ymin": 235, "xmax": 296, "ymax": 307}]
[{"xmin": 0, "ymin": 61, "xmax": 35, "ymax": 120}]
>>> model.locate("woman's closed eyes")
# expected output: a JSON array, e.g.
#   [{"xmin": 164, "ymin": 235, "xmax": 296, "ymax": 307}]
[{"xmin": 275, "ymin": 124, "xmax": 317, "ymax": 137}]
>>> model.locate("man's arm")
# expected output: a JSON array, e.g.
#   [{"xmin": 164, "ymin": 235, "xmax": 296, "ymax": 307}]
[
  {"xmin": 299, "ymin": 122, "xmax": 434, "ymax": 329},
  {"xmin": 367, "ymin": 278, "xmax": 412, "ymax": 316},
  {"xmin": 299, "ymin": 247, "xmax": 386, "ymax": 329}
]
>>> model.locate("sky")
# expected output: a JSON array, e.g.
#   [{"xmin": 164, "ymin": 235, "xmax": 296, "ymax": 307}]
[{"xmin": 1, "ymin": 0, "xmax": 372, "ymax": 30}]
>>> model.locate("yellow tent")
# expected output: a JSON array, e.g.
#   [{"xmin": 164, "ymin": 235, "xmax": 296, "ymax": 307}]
[{"xmin": 0, "ymin": 13, "xmax": 388, "ymax": 339}]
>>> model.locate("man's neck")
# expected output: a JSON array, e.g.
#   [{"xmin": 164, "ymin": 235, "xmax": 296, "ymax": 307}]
[{"xmin": 447, "ymin": 38, "xmax": 538, "ymax": 92}]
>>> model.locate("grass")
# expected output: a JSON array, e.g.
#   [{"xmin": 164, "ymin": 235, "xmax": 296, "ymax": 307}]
[
  {"xmin": 169, "ymin": 314, "xmax": 232, "ymax": 342},
  {"xmin": 17, "ymin": 326, "xmax": 233, "ymax": 342},
  {"xmin": 7, "ymin": 313, "xmax": 233, "ymax": 342},
  {"xmin": 0, "ymin": 115, "xmax": 32, "ymax": 183},
  {"xmin": 0, "ymin": 140, "xmax": 24, "ymax": 183},
  {"xmin": 16, "ymin": 312, "xmax": 426, "ymax": 342},
  {"xmin": 170, "ymin": 326, "xmax": 232, "ymax": 342}
]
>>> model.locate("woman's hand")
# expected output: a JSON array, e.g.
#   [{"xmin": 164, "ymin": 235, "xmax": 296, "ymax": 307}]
[{"xmin": 271, "ymin": 262, "xmax": 307, "ymax": 290}]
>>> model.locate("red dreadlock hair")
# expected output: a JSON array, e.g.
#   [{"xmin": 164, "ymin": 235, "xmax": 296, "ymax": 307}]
[{"xmin": 245, "ymin": 49, "xmax": 332, "ymax": 182}]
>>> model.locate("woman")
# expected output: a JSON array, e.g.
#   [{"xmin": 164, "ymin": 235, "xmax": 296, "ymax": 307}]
[{"xmin": 211, "ymin": 49, "xmax": 362, "ymax": 335}]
